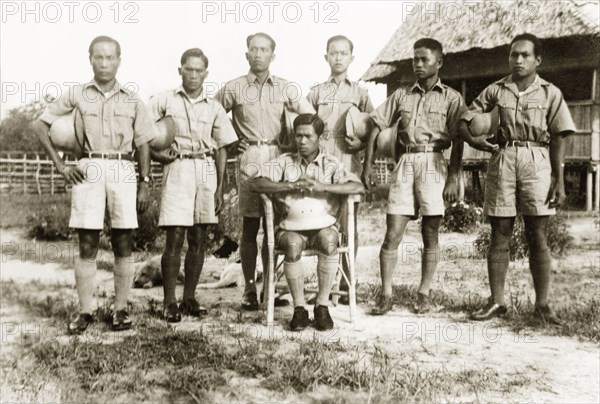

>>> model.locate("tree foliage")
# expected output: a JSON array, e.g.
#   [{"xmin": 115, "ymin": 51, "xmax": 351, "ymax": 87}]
[{"xmin": 0, "ymin": 101, "xmax": 46, "ymax": 152}]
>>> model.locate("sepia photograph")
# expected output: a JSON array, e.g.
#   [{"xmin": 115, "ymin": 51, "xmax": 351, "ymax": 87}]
[{"xmin": 1, "ymin": 0, "xmax": 599, "ymax": 402}]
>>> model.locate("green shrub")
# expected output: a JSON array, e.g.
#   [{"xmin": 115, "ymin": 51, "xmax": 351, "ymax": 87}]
[
  {"xmin": 474, "ymin": 215, "xmax": 573, "ymax": 260},
  {"xmin": 441, "ymin": 201, "xmax": 484, "ymax": 233},
  {"xmin": 26, "ymin": 203, "xmax": 72, "ymax": 241}
]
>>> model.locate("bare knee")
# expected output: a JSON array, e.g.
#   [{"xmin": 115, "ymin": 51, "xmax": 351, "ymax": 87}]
[
  {"xmin": 163, "ymin": 227, "xmax": 186, "ymax": 256},
  {"xmin": 78, "ymin": 229, "xmax": 100, "ymax": 260},
  {"xmin": 279, "ymin": 232, "xmax": 304, "ymax": 262},
  {"xmin": 111, "ymin": 229, "xmax": 133, "ymax": 258},
  {"xmin": 316, "ymin": 228, "xmax": 338, "ymax": 256},
  {"xmin": 187, "ymin": 225, "xmax": 207, "ymax": 254}
]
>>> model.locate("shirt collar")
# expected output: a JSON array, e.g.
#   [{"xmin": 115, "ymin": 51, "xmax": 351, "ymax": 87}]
[
  {"xmin": 501, "ymin": 74, "xmax": 549, "ymax": 95},
  {"xmin": 327, "ymin": 75, "xmax": 352, "ymax": 86},
  {"xmin": 295, "ymin": 148, "xmax": 326, "ymax": 167},
  {"xmin": 84, "ymin": 80, "xmax": 130, "ymax": 95},
  {"xmin": 175, "ymin": 86, "xmax": 208, "ymax": 102},
  {"xmin": 247, "ymin": 70, "xmax": 274, "ymax": 85},
  {"xmin": 410, "ymin": 79, "xmax": 444, "ymax": 94}
]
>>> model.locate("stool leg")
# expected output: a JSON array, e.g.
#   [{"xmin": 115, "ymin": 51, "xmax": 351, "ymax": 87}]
[
  {"xmin": 331, "ymin": 255, "xmax": 343, "ymax": 306},
  {"xmin": 266, "ymin": 246, "xmax": 275, "ymax": 326}
]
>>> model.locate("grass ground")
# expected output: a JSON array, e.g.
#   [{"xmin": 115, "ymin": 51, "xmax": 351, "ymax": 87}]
[{"xmin": 1, "ymin": 195, "xmax": 599, "ymax": 402}]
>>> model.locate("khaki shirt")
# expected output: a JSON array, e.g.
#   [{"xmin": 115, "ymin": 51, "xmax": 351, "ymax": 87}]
[
  {"xmin": 462, "ymin": 75, "xmax": 576, "ymax": 143},
  {"xmin": 370, "ymin": 79, "xmax": 465, "ymax": 149},
  {"xmin": 258, "ymin": 150, "xmax": 360, "ymax": 222},
  {"xmin": 307, "ymin": 76, "xmax": 374, "ymax": 139},
  {"xmin": 214, "ymin": 71, "xmax": 314, "ymax": 142},
  {"xmin": 39, "ymin": 81, "xmax": 156, "ymax": 153},
  {"xmin": 148, "ymin": 86, "xmax": 237, "ymax": 154}
]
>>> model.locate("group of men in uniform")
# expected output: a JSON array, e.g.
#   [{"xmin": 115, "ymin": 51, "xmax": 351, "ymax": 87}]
[{"xmin": 34, "ymin": 30, "xmax": 574, "ymax": 334}]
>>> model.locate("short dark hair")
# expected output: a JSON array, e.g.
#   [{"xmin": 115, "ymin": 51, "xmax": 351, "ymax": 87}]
[
  {"xmin": 180, "ymin": 48, "xmax": 209, "ymax": 68},
  {"xmin": 510, "ymin": 33, "xmax": 542, "ymax": 57},
  {"xmin": 246, "ymin": 32, "xmax": 276, "ymax": 51},
  {"xmin": 88, "ymin": 36, "xmax": 121, "ymax": 58},
  {"xmin": 413, "ymin": 38, "xmax": 443, "ymax": 57},
  {"xmin": 326, "ymin": 35, "xmax": 354, "ymax": 54},
  {"xmin": 293, "ymin": 114, "xmax": 325, "ymax": 136}
]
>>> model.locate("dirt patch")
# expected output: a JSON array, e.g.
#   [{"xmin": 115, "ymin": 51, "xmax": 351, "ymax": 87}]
[{"xmin": 1, "ymin": 217, "xmax": 599, "ymax": 402}]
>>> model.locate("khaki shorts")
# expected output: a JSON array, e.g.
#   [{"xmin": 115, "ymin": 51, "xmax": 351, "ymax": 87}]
[
  {"xmin": 276, "ymin": 225, "xmax": 339, "ymax": 250},
  {"xmin": 484, "ymin": 146, "xmax": 554, "ymax": 217},
  {"xmin": 386, "ymin": 152, "xmax": 448, "ymax": 217},
  {"xmin": 237, "ymin": 144, "xmax": 280, "ymax": 218},
  {"xmin": 69, "ymin": 158, "xmax": 138, "ymax": 230},
  {"xmin": 159, "ymin": 158, "xmax": 218, "ymax": 226}
]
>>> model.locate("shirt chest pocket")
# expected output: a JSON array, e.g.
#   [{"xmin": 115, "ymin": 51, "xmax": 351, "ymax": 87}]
[
  {"xmin": 191, "ymin": 115, "xmax": 211, "ymax": 146},
  {"xmin": 79, "ymin": 106, "xmax": 100, "ymax": 139},
  {"xmin": 498, "ymin": 101, "xmax": 517, "ymax": 127},
  {"xmin": 426, "ymin": 105, "xmax": 448, "ymax": 132},
  {"xmin": 522, "ymin": 101, "xmax": 548, "ymax": 130},
  {"xmin": 113, "ymin": 105, "xmax": 135, "ymax": 140}
]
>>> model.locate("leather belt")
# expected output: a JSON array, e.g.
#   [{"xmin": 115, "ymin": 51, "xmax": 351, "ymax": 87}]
[
  {"xmin": 401, "ymin": 144, "xmax": 445, "ymax": 154},
  {"xmin": 176, "ymin": 151, "xmax": 213, "ymax": 159},
  {"xmin": 498, "ymin": 141, "xmax": 548, "ymax": 148},
  {"xmin": 81, "ymin": 152, "xmax": 134, "ymax": 161},
  {"xmin": 246, "ymin": 139, "xmax": 278, "ymax": 146}
]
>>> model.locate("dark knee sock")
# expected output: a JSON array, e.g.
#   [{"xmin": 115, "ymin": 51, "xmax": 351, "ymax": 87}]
[
  {"xmin": 161, "ymin": 254, "xmax": 181, "ymax": 306},
  {"xmin": 529, "ymin": 247, "xmax": 551, "ymax": 306},
  {"xmin": 183, "ymin": 251, "xmax": 204, "ymax": 301},
  {"xmin": 487, "ymin": 248, "xmax": 509, "ymax": 305},
  {"xmin": 240, "ymin": 240, "xmax": 258, "ymax": 293}
]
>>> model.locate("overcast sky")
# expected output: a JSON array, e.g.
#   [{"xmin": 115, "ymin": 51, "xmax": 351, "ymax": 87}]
[{"xmin": 0, "ymin": 0, "xmax": 409, "ymax": 118}]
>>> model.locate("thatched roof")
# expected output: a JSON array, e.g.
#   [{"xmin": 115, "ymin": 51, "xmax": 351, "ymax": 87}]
[{"xmin": 362, "ymin": 0, "xmax": 600, "ymax": 82}]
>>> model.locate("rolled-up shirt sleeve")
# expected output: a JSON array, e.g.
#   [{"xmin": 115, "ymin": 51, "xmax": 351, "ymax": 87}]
[
  {"xmin": 38, "ymin": 87, "xmax": 76, "ymax": 126},
  {"xmin": 370, "ymin": 90, "xmax": 401, "ymax": 130},
  {"xmin": 211, "ymin": 104, "xmax": 238, "ymax": 148},
  {"xmin": 462, "ymin": 85, "xmax": 498, "ymax": 123},
  {"xmin": 547, "ymin": 88, "xmax": 577, "ymax": 137},
  {"xmin": 132, "ymin": 99, "xmax": 158, "ymax": 147},
  {"xmin": 446, "ymin": 94, "xmax": 467, "ymax": 139}
]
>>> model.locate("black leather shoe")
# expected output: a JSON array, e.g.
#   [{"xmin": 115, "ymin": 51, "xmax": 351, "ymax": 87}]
[
  {"xmin": 314, "ymin": 305, "xmax": 334, "ymax": 331},
  {"xmin": 163, "ymin": 302, "xmax": 182, "ymax": 323},
  {"xmin": 111, "ymin": 309, "xmax": 133, "ymax": 331},
  {"xmin": 371, "ymin": 294, "xmax": 393, "ymax": 316},
  {"xmin": 241, "ymin": 291, "xmax": 259, "ymax": 311},
  {"xmin": 289, "ymin": 306, "xmax": 309, "ymax": 331},
  {"xmin": 68, "ymin": 313, "xmax": 94, "ymax": 335},
  {"xmin": 534, "ymin": 304, "xmax": 562, "ymax": 326},
  {"xmin": 180, "ymin": 299, "xmax": 208, "ymax": 317},
  {"xmin": 412, "ymin": 292, "xmax": 431, "ymax": 314},
  {"xmin": 471, "ymin": 299, "xmax": 507, "ymax": 321}
]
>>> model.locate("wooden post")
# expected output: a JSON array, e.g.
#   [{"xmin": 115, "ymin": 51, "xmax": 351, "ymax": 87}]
[
  {"xmin": 586, "ymin": 166, "xmax": 593, "ymax": 211},
  {"xmin": 595, "ymin": 164, "xmax": 600, "ymax": 211},
  {"xmin": 50, "ymin": 164, "xmax": 55, "ymax": 194},
  {"xmin": 22, "ymin": 155, "xmax": 27, "ymax": 194}
]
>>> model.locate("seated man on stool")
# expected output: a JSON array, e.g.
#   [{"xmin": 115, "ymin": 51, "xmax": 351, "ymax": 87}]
[{"xmin": 250, "ymin": 114, "xmax": 364, "ymax": 331}]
